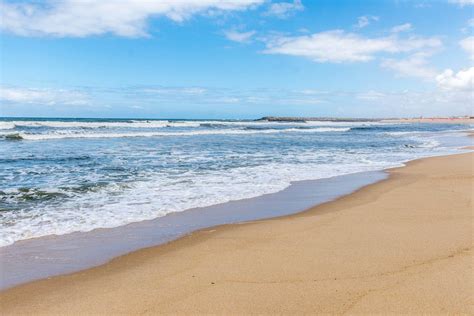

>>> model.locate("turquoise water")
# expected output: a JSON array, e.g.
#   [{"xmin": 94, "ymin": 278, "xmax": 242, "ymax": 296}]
[{"xmin": 0, "ymin": 118, "xmax": 471, "ymax": 246}]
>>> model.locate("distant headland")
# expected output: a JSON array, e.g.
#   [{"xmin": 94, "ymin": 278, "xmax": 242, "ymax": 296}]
[{"xmin": 257, "ymin": 116, "xmax": 474, "ymax": 124}]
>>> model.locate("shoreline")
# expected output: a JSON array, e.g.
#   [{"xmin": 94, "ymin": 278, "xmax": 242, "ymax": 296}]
[
  {"xmin": 0, "ymin": 170, "xmax": 388, "ymax": 290},
  {"xmin": 0, "ymin": 131, "xmax": 472, "ymax": 290},
  {"xmin": 1, "ymin": 151, "xmax": 472, "ymax": 314},
  {"xmin": 381, "ymin": 118, "xmax": 474, "ymax": 124}
]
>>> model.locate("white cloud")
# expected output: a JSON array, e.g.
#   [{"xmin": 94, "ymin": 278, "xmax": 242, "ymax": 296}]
[
  {"xmin": 356, "ymin": 91, "xmax": 386, "ymax": 101},
  {"xmin": 298, "ymin": 27, "xmax": 310, "ymax": 33},
  {"xmin": 0, "ymin": 0, "xmax": 264, "ymax": 37},
  {"xmin": 459, "ymin": 36, "xmax": 474, "ymax": 59},
  {"xmin": 381, "ymin": 52, "xmax": 437, "ymax": 79},
  {"xmin": 263, "ymin": 30, "xmax": 442, "ymax": 63},
  {"xmin": 298, "ymin": 89, "xmax": 328, "ymax": 95},
  {"xmin": 461, "ymin": 19, "xmax": 474, "ymax": 33},
  {"xmin": 448, "ymin": 0, "xmax": 474, "ymax": 6},
  {"xmin": 414, "ymin": 2, "xmax": 431, "ymax": 9},
  {"xmin": 355, "ymin": 15, "xmax": 379, "ymax": 29},
  {"xmin": 3, "ymin": 84, "xmax": 470, "ymax": 117},
  {"xmin": 0, "ymin": 87, "xmax": 89, "ymax": 105},
  {"xmin": 141, "ymin": 87, "xmax": 207, "ymax": 95},
  {"xmin": 391, "ymin": 23, "xmax": 413, "ymax": 33},
  {"xmin": 354, "ymin": 89, "xmax": 473, "ymax": 117},
  {"xmin": 436, "ymin": 67, "xmax": 474, "ymax": 91},
  {"xmin": 263, "ymin": 0, "xmax": 304, "ymax": 19},
  {"xmin": 217, "ymin": 97, "xmax": 240, "ymax": 103},
  {"xmin": 224, "ymin": 29, "xmax": 256, "ymax": 43}
]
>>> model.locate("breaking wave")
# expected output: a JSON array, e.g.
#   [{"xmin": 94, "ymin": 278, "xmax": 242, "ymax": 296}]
[{"xmin": 0, "ymin": 127, "xmax": 351, "ymax": 141}]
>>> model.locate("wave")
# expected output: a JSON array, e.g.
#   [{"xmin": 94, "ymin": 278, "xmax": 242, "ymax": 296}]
[
  {"xmin": 0, "ymin": 127, "xmax": 351, "ymax": 141},
  {"xmin": 4, "ymin": 120, "xmax": 316, "ymax": 129},
  {"xmin": 6, "ymin": 120, "xmax": 203, "ymax": 129},
  {"xmin": 0, "ymin": 159, "xmax": 400, "ymax": 247},
  {"xmin": 1, "ymin": 119, "xmax": 384, "ymax": 130},
  {"xmin": 2, "ymin": 133, "xmax": 23, "ymax": 140},
  {"xmin": 0, "ymin": 155, "xmax": 91, "ymax": 164},
  {"xmin": 1, "ymin": 188, "xmax": 69, "ymax": 203},
  {"xmin": 0, "ymin": 125, "xmax": 467, "ymax": 247},
  {"xmin": 0, "ymin": 122, "xmax": 16, "ymax": 130}
]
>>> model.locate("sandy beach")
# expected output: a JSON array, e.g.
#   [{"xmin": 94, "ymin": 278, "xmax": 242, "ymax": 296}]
[
  {"xmin": 382, "ymin": 117, "xmax": 474, "ymax": 124},
  {"xmin": 1, "ymin": 152, "xmax": 473, "ymax": 314}
]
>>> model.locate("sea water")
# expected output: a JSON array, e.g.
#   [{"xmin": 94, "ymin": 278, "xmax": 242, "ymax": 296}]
[{"xmin": 0, "ymin": 118, "xmax": 471, "ymax": 247}]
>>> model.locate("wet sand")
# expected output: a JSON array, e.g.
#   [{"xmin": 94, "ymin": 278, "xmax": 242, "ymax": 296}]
[{"xmin": 1, "ymin": 152, "xmax": 473, "ymax": 314}]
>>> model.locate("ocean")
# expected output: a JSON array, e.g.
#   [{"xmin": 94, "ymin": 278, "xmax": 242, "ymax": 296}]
[{"xmin": 0, "ymin": 118, "xmax": 471, "ymax": 247}]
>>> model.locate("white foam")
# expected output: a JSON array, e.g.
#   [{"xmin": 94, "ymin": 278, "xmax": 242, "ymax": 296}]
[
  {"xmin": 1, "ymin": 123, "xmax": 465, "ymax": 247},
  {"xmin": 4, "ymin": 127, "xmax": 350, "ymax": 140},
  {"xmin": 9, "ymin": 120, "xmax": 201, "ymax": 129},
  {"xmin": 0, "ymin": 122, "xmax": 15, "ymax": 130},
  {"xmin": 6, "ymin": 120, "xmax": 382, "ymax": 130},
  {"xmin": 1, "ymin": 134, "xmax": 458, "ymax": 248},
  {"xmin": 385, "ymin": 131, "xmax": 424, "ymax": 136},
  {"xmin": 0, "ymin": 158, "xmax": 399, "ymax": 246}
]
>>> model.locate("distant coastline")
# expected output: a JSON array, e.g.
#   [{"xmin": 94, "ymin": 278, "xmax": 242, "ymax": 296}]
[
  {"xmin": 382, "ymin": 117, "xmax": 474, "ymax": 124},
  {"xmin": 258, "ymin": 116, "xmax": 474, "ymax": 124},
  {"xmin": 1, "ymin": 116, "xmax": 473, "ymax": 124}
]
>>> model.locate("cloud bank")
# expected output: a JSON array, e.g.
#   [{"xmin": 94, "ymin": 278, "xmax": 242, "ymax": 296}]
[{"xmin": 3, "ymin": 84, "xmax": 471, "ymax": 118}]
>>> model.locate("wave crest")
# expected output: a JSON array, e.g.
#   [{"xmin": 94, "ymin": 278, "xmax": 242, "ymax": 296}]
[{"xmin": 0, "ymin": 127, "xmax": 350, "ymax": 141}]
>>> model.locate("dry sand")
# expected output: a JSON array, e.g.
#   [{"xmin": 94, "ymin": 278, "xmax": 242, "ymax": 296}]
[{"xmin": 1, "ymin": 152, "xmax": 473, "ymax": 314}]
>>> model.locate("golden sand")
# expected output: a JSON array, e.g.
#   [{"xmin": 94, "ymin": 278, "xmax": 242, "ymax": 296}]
[{"xmin": 1, "ymin": 152, "xmax": 473, "ymax": 314}]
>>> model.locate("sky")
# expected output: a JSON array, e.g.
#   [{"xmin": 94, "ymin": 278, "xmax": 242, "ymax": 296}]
[{"xmin": 0, "ymin": 0, "xmax": 473, "ymax": 119}]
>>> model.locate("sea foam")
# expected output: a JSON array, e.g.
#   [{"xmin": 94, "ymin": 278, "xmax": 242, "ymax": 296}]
[{"xmin": 0, "ymin": 119, "xmax": 469, "ymax": 247}]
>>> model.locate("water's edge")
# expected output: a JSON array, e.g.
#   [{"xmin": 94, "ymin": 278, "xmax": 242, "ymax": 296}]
[
  {"xmin": 1, "ymin": 170, "xmax": 388, "ymax": 290},
  {"xmin": 1, "ymin": 126, "xmax": 472, "ymax": 291}
]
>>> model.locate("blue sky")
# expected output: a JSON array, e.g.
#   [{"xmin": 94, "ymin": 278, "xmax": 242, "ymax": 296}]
[{"xmin": 0, "ymin": 0, "xmax": 473, "ymax": 118}]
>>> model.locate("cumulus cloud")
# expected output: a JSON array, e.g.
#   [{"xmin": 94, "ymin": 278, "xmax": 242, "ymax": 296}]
[
  {"xmin": 436, "ymin": 67, "xmax": 474, "ymax": 91},
  {"xmin": 391, "ymin": 23, "xmax": 413, "ymax": 33},
  {"xmin": 355, "ymin": 15, "xmax": 379, "ymax": 29},
  {"xmin": 263, "ymin": 0, "xmax": 304, "ymax": 19},
  {"xmin": 459, "ymin": 36, "xmax": 474, "ymax": 59},
  {"xmin": 224, "ymin": 29, "xmax": 256, "ymax": 43},
  {"xmin": 262, "ymin": 30, "xmax": 442, "ymax": 63},
  {"xmin": 0, "ymin": 0, "xmax": 264, "ymax": 37},
  {"xmin": 0, "ymin": 87, "xmax": 89, "ymax": 105}
]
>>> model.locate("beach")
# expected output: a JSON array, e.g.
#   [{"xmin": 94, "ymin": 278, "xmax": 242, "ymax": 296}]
[
  {"xmin": 382, "ymin": 117, "xmax": 474, "ymax": 124},
  {"xmin": 1, "ymin": 151, "xmax": 472, "ymax": 314}
]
